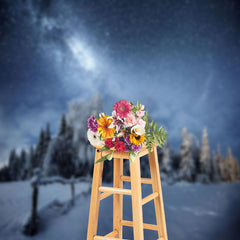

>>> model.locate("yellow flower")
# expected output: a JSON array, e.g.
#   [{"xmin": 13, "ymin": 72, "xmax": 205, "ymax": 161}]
[
  {"xmin": 97, "ymin": 115, "xmax": 115, "ymax": 139},
  {"xmin": 129, "ymin": 132, "xmax": 146, "ymax": 145}
]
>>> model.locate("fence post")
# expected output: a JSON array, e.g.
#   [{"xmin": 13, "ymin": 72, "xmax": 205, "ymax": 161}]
[
  {"xmin": 71, "ymin": 175, "xmax": 75, "ymax": 205},
  {"xmin": 23, "ymin": 168, "xmax": 41, "ymax": 236}
]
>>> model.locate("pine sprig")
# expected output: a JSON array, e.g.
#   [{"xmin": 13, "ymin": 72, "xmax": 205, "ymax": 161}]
[{"xmin": 144, "ymin": 111, "xmax": 167, "ymax": 154}]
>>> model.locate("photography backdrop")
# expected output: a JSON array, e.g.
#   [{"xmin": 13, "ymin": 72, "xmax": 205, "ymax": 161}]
[{"xmin": 0, "ymin": 0, "xmax": 240, "ymax": 166}]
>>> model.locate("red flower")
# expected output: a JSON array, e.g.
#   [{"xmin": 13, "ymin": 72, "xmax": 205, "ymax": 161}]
[
  {"xmin": 105, "ymin": 138, "xmax": 115, "ymax": 148},
  {"xmin": 113, "ymin": 100, "xmax": 132, "ymax": 118},
  {"xmin": 115, "ymin": 141, "xmax": 126, "ymax": 152}
]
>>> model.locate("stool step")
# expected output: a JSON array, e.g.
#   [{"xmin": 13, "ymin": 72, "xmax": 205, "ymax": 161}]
[
  {"xmin": 99, "ymin": 186, "xmax": 132, "ymax": 195},
  {"xmin": 142, "ymin": 192, "xmax": 159, "ymax": 205},
  {"xmin": 120, "ymin": 176, "xmax": 152, "ymax": 184},
  {"xmin": 120, "ymin": 219, "xmax": 159, "ymax": 231},
  {"xmin": 94, "ymin": 236, "xmax": 127, "ymax": 240}
]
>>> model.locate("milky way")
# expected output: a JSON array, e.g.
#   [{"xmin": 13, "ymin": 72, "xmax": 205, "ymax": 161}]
[{"xmin": 0, "ymin": 0, "xmax": 240, "ymax": 165}]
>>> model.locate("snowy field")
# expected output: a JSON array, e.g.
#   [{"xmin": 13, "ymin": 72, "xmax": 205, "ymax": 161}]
[{"xmin": 0, "ymin": 181, "xmax": 239, "ymax": 240}]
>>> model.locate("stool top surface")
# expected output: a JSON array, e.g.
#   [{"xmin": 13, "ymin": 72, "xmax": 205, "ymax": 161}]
[{"xmin": 92, "ymin": 143, "xmax": 158, "ymax": 159}]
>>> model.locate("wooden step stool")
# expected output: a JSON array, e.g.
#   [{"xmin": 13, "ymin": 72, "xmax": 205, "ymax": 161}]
[{"xmin": 87, "ymin": 143, "xmax": 168, "ymax": 240}]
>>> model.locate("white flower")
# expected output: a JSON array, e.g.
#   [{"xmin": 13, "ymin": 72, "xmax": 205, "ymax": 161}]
[
  {"xmin": 99, "ymin": 112, "xmax": 105, "ymax": 118},
  {"xmin": 108, "ymin": 110, "xmax": 124, "ymax": 132},
  {"xmin": 131, "ymin": 125, "xmax": 145, "ymax": 135},
  {"xmin": 87, "ymin": 129, "xmax": 103, "ymax": 146}
]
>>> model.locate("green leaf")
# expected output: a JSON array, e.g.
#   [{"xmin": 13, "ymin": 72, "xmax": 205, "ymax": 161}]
[
  {"xmin": 153, "ymin": 122, "xmax": 157, "ymax": 132},
  {"xmin": 95, "ymin": 152, "xmax": 113, "ymax": 164},
  {"xmin": 106, "ymin": 152, "xmax": 113, "ymax": 161},
  {"xmin": 99, "ymin": 146, "xmax": 110, "ymax": 152},
  {"xmin": 150, "ymin": 120, "xmax": 154, "ymax": 128},
  {"xmin": 129, "ymin": 151, "xmax": 138, "ymax": 163}
]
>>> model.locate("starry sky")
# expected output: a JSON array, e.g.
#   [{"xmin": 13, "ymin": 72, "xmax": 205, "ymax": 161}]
[{"xmin": 0, "ymin": 0, "xmax": 240, "ymax": 166}]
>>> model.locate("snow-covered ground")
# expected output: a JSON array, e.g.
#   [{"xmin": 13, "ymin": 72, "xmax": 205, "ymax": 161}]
[{"xmin": 0, "ymin": 181, "xmax": 239, "ymax": 240}]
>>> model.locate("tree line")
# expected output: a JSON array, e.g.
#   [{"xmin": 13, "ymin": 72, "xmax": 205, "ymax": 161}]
[{"xmin": 0, "ymin": 97, "xmax": 239, "ymax": 183}]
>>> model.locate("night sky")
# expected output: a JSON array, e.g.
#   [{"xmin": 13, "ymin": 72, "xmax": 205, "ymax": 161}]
[{"xmin": 0, "ymin": 0, "xmax": 240, "ymax": 166}]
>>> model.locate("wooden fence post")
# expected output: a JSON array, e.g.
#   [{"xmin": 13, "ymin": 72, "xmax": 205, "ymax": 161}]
[
  {"xmin": 71, "ymin": 176, "xmax": 75, "ymax": 205},
  {"xmin": 22, "ymin": 168, "xmax": 41, "ymax": 236}
]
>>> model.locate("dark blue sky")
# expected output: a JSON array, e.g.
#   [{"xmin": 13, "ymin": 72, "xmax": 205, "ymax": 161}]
[{"xmin": 0, "ymin": 0, "xmax": 240, "ymax": 166}]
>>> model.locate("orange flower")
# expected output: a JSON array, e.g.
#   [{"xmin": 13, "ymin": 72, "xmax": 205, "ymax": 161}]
[{"xmin": 97, "ymin": 115, "xmax": 115, "ymax": 139}]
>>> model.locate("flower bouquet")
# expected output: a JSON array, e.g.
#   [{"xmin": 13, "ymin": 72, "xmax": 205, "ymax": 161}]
[{"xmin": 87, "ymin": 100, "xmax": 167, "ymax": 163}]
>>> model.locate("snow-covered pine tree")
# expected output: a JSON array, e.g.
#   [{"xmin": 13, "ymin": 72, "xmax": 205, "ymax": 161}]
[
  {"xmin": 233, "ymin": 158, "xmax": 240, "ymax": 181},
  {"xmin": 33, "ymin": 124, "xmax": 52, "ymax": 172},
  {"xmin": 211, "ymin": 150, "xmax": 220, "ymax": 182},
  {"xmin": 14, "ymin": 153, "xmax": 21, "ymax": 180},
  {"xmin": 45, "ymin": 122, "xmax": 51, "ymax": 148},
  {"xmin": 199, "ymin": 127, "xmax": 211, "ymax": 183},
  {"xmin": 8, "ymin": 148, "xmax": 17, "ymax": 180},
  {"xmin": 215, "ymin": 144, "xmax": 224, "ymax": 181},
  {"xmin": 161, "ymin": 142, "xmax": 171, "ymax": 173},
  {"xmin": 225, "ymin": 148, "xmax": 239, "ymax": 182},
  {"xmin": 34, "ymin": 128, "xmax": 45, "ymax": 170},
  {"xmin": 58, "ymin": 123, "xmax": 78, "ymax": 178},
  {"xmin": 58, "ymin": 114, "xmax": 67, "ymax": 137},
  {"xmin": 188, "ymin": 133, "xmax": 200, "ymax": 175},
  {"xmin": 28, "ymin": 145, "xmax": 35, "ymax": 178},
  {"xmin": 0, "ymin": 165, "xmax": 10, "ymax": 182},
  {"xmin": 159, "ymin": 141, "xmax": 172, "ymax": 182},
  {"xmin": 66, "ymin": 95, "xmax": 103, "ymax": 177},
  {"xmin": 19, "ymin": 149, "xmax": 27, "ymax": 180},
  {"xmin": 179, "ymin": 128, "xmax": 195, "ymax": 182},
  {"xmin": 43, "ymin": 120, "xmax": 78, "ymax": 178}
]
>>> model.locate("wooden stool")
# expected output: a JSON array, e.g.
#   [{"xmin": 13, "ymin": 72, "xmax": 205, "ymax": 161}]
[{"xmin": 87, "ymin": 144, "xmax": 168, "ymax": 240}]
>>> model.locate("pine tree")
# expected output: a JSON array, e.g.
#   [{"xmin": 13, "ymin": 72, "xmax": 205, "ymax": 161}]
[
  {"xmin": 14, "ymin": 153, "xmax": 21, "ymax": 181},
  {"xmin": 28, "ymin": 146, "xmax": 35, "ymax": 178},
  {"xmin": 179, "ymin": 128, "xmax": 195, "ymax": 181},
  {"xmin": 34, "ymin": 128, "xmax": 46, "ymax": 169},
  {"xmin": 8, "ymin": 148, "xmax": 17, "ymax": 180},
  {"xmin": 0, "ymin": 165, "xmax": 10, "ymax": 182},
  {"xmin": 215, "ymin": 144, "xmax": 225, "ymax": 181},
  {"xmin": 232, "ymin": 158, "xmax": 240, "ymax": 181},
  {"xmin": 45, "ymin": 122, "xmax": 51, "ymax": 145},
  {"xmin": 19, "ymin": 149, "xmax": 27, "ymax": 180},
  {"xmin": 7, "ymin": 149, "xmax": 23, "ymax": 181},
  {"xmin": 58, "ymin": 114, "xmax": 67, "ymax": 137},
  {"xmin": 199, "ymin": 127, "xmax": 211, "ymax": 182},
  {"xmin": 66, "ymin": 94, "xmax": 103, "ymax": 158},
  {"xmin": 161, "ymin": 142, "xmax": 171, "ymax": 172},
  {"xmin": 57, "ymin": 123, "xmax": 77, "ymax": 178},
  {"xmin": 211, "ymin": 150, "xmax": 220, "ymax": 182},
  {"xmin": 225, "ymin": 148, "xmax": 239, "ymax": 182},
  {"xmin": 43, "ymin": 122, "xmax": 78, "ymax": 178}
]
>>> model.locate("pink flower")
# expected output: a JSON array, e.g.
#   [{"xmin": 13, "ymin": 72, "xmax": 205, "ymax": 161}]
[
  {"xmin": 125, "ymin": 112, "xmax": 137, "ymax": 127},
  {"xmin": 131, "ymin": 144, "xmax": 141, "ymax": 152},
  {"xmin": 113, "ymin": 100, "xmax": 132, "ymax": 119},
  {"xmin": 137, "ymin": 118, "xmax": 146, "ymax": 127},
  {"xmin": 136, "ymin": 110, "xmax": 145, "ymax": 117}
]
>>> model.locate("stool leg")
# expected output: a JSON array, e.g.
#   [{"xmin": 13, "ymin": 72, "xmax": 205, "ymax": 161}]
[
  {"xmin": 130, "ymin": 156, "xmax": 144, "ymax": 240},
  {"xmin": 149, "ymin": 146, "xmax": 168, "ymax": 240},
  {"xmin": 87, "ymin": 150, "xmax": 104, "ymax": 240},
  {"xmin": 113, "ymin": 158, "xmax": 123, "ymax": 238}
]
